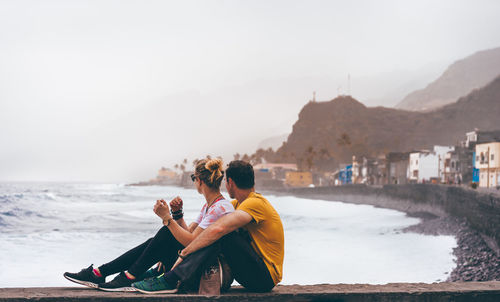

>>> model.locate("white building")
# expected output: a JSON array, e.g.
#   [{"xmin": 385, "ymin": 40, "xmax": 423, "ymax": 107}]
[
  {"xmin": 435, "ymin": 146, "xmax": 455, "ymax": 182},
  {"xmin": 465, "ymin": 129, "xmax": 500, "ymax": 148},
  {"xmin": 475, "ymin": 142, "xmax": 500, "ymax": 188},
  {"xmin": 443, "ymin": 150, "xmax": 461, "ymax": 184},
  {"xmin": 408, "ymin": 146, "xmax": 455, "ymax": 183}
]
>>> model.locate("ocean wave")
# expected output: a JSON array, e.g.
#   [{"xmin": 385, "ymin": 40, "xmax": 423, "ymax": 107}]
[
  {"xmin": 0, "ymin": 207, "xmax": 46, "ymax": 219},
  {"xmin": 0, "ymin": 195, "xmax": 13, "ymax": 203},
  {"xmin": 0, "ymin": 194, "xmax": 24, "ymax": 204}
]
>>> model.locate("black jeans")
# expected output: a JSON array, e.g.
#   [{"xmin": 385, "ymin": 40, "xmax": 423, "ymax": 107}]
[
  {"xmin": 173, "ymin": 230, "xmax": 275, "ymax": 292},
  {"xmin": 98, "ymin": 226, "xmax": 183, "ymax": 277}
]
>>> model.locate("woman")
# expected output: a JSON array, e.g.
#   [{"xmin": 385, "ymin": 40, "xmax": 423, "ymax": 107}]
[{"xmin": 64, "ymin": 158, "xmax": 234, "ymax": 291}]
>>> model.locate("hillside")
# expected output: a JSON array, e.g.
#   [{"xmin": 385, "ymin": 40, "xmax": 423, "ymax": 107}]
[
  {"xmin": 395, "ymin": 47, "xmax": 500, "ymax": 111},
  {"xmin": 276, "ymin": 76, "xmax": 500, "ymax": 170},
  {"xmin": 257, "ymin": 134, "xmax": 289, "ymax": 151}
]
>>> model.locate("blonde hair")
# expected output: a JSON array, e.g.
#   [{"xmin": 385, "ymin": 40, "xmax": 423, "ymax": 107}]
[{"xmin": 194, "ymin": 158, "xmax": 224, "ymax": 190}]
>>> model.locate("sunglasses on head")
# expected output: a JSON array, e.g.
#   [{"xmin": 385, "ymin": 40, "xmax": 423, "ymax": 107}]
[{"xmin": 190, "ymin": 174, "xmax": 197, "ymax": 182}]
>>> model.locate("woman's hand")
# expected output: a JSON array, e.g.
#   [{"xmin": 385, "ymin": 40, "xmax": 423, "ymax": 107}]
[
  {"xmin": 153, "ymin": 199, "xmax": 170, "ymax": 219},
  {"xmin": 155, "ymin": 261, "xmax": 165, "ymax": 273},
  {"xmin": 170, "ymin": 196, "xmax": 183, "ymax": 212}
]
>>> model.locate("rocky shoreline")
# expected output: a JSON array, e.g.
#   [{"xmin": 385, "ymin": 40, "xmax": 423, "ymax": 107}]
[{"xmin": 403, "ymin": 214, "xmax": 500, "ymax": 282}]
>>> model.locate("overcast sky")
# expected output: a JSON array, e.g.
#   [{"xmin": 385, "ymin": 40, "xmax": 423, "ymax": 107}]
[{"xmin": 1, "ymin": 0, "xmax": 500, "ymax": 182}]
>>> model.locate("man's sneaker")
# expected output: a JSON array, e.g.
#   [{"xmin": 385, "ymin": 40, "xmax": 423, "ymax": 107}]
[
  {"xmin": 132, "ymin": 274, "xmax": 178, "ymax": 294},
  {"xmin": 98, "ymin": 272, "xmax": 136, "ymax": 292},
  {"xmin": 63, "ymin": 264, "xmax": 104, "ymax": 288}
]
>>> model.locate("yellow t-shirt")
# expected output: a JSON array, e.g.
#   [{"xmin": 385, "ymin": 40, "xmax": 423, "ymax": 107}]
[{"xmin": 231, "ymin": 192, "xmax": 284, "ymax": 285}]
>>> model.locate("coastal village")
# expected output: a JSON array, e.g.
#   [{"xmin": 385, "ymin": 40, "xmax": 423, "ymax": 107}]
[
  {"xmin": 137, "ymin": 128, "xmax": 500, "ymax": 191},
  {"xmin": 135, "ymin": 48, "xmax": 500, "ymax": 194}
]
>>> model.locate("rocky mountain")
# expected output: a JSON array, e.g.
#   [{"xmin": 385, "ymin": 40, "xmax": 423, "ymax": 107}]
[
  {"xmin": 395, "ymin": 47, "xmax": 500, "ymax": 111},
  {"xmin": 276, "ymin": 76, "xmax": 500, "ymax": 170}
]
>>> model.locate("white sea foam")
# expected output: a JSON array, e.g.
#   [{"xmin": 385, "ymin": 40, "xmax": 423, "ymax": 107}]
[{"xmin": 0, "ymin": 183, "xmax": 456, "ymax": 287}]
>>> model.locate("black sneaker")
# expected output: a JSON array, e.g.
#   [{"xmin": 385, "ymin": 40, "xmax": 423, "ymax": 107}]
[
  {"xmin": 98, "ymin": 272, "xmax": 136, "ymax": 292},
  {"xmin": 63, "ymin": 264, "xmax": 105, "ymax": 288}
]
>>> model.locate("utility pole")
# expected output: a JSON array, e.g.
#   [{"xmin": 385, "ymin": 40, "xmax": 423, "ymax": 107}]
[
  {"xmin": 487, "ymin": 146, "xmax": 490, "ymax": 188},
  {"xmin": 438, "ymin": 155, "xmax": 441, "ymax": 183}
]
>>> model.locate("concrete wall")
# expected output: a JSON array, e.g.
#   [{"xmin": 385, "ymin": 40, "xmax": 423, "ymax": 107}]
[
  {"xmin": 283, "ymin": 184, "xmax": 500, "ymax": 249},
  {"xmin": 1, "ymin": 282, "xmax": 500, "ymax": 301}
]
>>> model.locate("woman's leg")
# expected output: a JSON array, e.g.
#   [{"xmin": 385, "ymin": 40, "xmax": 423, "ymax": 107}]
[
  {"xmin": 98, "ymin": 226, "xmax": 184, "ymax": 278},
  {"xmin": 97, "ymin": 238, "xmax": 154, "ymax": 277},
  {"xmin": 126, "ymin": 226, "xmax": 184, "ymax": 277}
]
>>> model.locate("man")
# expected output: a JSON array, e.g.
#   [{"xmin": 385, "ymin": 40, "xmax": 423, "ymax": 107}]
[{"xmin": 132, "ymin": 160, "xmax": 285, "ymax": 293}]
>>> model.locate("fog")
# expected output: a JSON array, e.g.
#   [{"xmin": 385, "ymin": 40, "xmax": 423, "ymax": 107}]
[{"xmin": 1, "ymin": 0, "xmax": 500, "ymax": 182}]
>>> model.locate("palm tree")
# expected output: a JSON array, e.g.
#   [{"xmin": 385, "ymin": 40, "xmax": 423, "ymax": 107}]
[
  {"xmin": 242, "ymin": 154, "xmax": 250, "ymax": 162},
  {"xmin": 337, "ymin": 133, "xmax": 351, "ymax": 146},
  {"xmin": 305, "ymin": 146, "xmax": 316, "ymax": 171}
]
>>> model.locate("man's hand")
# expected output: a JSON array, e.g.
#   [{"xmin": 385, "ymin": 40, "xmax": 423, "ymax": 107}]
[
  {"xmin": 154, "ymin": 199, "xmax": 170, "ymax": 219},
  {"xmin": 170, "ymin": 256, "xmax": 183, "ymax": 270},
  {"xmin": 169, "ymin": 196, "xmax": 183, "ymax": 212}
]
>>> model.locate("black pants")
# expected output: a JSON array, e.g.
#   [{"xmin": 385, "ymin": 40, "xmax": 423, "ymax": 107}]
[
  {"xmin": 173, "ymin": 230, "xmax": 275, "ymax": 292},
  {"xmin": 98, "ymin": 226, "xmax": 183, "ymax": 277}
]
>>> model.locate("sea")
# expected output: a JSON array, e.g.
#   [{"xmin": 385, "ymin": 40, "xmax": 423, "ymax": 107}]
[{"xmin": 0, "ymin": 182, "xmax": 457, "ymax": 287}]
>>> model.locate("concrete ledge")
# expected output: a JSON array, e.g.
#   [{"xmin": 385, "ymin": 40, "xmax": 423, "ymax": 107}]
[{"xmin": 1, "ymin": 282, "xmax": 500, "ymax": 302}]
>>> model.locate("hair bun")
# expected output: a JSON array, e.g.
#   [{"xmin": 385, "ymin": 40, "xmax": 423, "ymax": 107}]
[{"xmin": 205, "ymin": 158, "xmax": 223, "ymax": 172}]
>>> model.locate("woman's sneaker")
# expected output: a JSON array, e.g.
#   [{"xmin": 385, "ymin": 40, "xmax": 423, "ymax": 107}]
[
  {"xmin": 98, "ymin": 272, "xmax": 136, "ymax": 292},
  {"xmin": 63, "ymin": 264, "xmax": 105, "ymax": 288}
]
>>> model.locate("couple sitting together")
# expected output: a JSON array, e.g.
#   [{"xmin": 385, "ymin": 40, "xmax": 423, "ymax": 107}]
[{"xmin": 64, "ymin": 159, "xmax": 284, "ymax": 294}]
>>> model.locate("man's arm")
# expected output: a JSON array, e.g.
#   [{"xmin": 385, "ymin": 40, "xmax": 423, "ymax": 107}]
[{"xmin": 180, "ymin": 210, "xmax": 252, "ymax": 257}]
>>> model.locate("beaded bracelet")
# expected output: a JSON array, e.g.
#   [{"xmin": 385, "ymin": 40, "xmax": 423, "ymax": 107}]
[
  {"xmin": 171, "ymin": 209, "xmax": 184, "ymax": 220},
  {"xmin": 172, "ymin": 213, "xmax": 184, "ymax": 220}
]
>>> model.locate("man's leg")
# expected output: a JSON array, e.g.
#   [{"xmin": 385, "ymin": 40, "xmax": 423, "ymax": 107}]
[
  {"xmin": 171, "ymin": 231, "xmax": 274, "ymax": 292},
  {"xmin": 219, "ymin": 231, "xmax": 275, "ymax": 292},
  {"xmin": 131, "ymin": 240, "xmax": 218, "ymax": 293},
  {"xmin": 170, "ymin": 244, "xmax": 219, "ymax": 283}
]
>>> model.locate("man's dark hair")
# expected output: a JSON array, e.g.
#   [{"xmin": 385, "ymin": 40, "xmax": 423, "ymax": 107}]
[{"xmin": 226, "ymin": 160, "xmax": 255, "ymax": 189}]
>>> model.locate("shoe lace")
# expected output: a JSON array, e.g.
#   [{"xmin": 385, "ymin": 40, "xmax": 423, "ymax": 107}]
[{"xmin": 79, "ymin": 264, "xmax": 93, "ymax": 274}]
